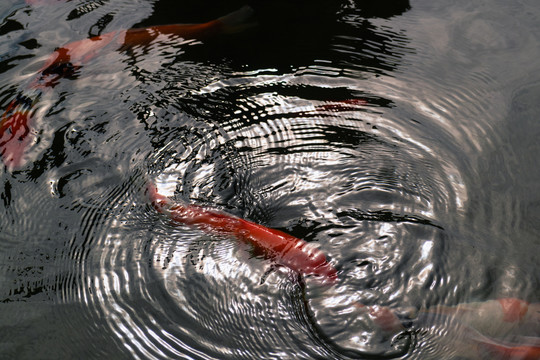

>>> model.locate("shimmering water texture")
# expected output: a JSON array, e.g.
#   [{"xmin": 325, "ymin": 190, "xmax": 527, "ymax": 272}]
[{"xmin": 1, "ymin": 0, "xmax": 540, "ymax": 359}]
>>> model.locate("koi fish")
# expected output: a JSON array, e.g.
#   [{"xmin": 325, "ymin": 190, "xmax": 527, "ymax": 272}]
[
  {"xmin": 352, "ymin": 297, "xmax": 540, "ymax": 359},
  {"xmin": 462, "ymin": 298, "xmax": 540, "ymax": 360},
  {"xmin": 414, "ymin": 297, "xmax": 540, "ymax": 359},
  {"xmin": 146, "ymin": 181, "xmax": 338, "ymax": 283},
  {"xmin": 477, "ymin": 338, "xmax": 540, "ymax": 360},
  {"xmin": 421, "ymin": 298, "xmax": 538, "ymax": 337},
  {"xmin": 1, "ymin": 6, "xmax": 254, "ymax": 170}
]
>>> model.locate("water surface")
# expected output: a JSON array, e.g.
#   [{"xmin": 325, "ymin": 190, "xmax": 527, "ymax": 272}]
[{"xmin": 1, "ymin": 0, "xmax": 539, "ymax": 359}]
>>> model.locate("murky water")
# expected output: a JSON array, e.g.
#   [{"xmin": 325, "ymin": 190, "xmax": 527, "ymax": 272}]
[{"xmin": 1, "ymin": 1, "xmax": 539, "ymax": 359}]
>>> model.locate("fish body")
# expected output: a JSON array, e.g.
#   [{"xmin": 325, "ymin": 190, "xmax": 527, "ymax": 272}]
[
  {"xmin": 147, "ymin": 182, "xmax": 337, "ymax": 282},
  {"xmin": 477, "ymin": 339, "xmax": 540, "ymax": 360},
  {"xmin": 422, "ymin": 298, "xmax": 537, "ymax": 338}
]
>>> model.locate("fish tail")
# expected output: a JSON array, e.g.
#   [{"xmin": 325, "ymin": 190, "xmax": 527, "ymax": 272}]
[
  {"xmin": 217, "ymin": 6, "xmax": 256, "ymax": 34},
  {"xmin": 123, "ymin": 6, "xmax": 256, "ymax": 48}
]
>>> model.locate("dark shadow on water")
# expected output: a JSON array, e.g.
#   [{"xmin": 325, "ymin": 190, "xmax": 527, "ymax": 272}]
[{"xmin": 137, "ymin": 0, "xmax": 411, "ymax": 71}]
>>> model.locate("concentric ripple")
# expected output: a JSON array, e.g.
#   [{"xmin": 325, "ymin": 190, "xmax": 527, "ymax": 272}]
[{"xmin": 77, "ymin": 53, "xmax": 470, "ymax": 357}]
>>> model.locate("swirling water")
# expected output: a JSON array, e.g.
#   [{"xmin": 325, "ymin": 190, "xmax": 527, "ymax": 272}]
[{"xmin": 1, "ymin": 0, "xmax": 539, "ymax": 359}]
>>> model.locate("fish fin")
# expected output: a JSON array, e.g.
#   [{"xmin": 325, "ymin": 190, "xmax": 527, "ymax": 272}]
[
  {"xmin": 259, "ymin": 265, "xmax": 277, "ymax": 285},
  {"xmin": 217, "ymin": 6, "xmax": 257, "ymax": 34}
]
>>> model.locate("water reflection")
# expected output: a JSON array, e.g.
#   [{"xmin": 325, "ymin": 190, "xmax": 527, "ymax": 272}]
[
  {"xmin": 1, "ymin": 0, "xmax": 540, "ymax": 359},
  {"xmin": 89, "ymin": 2, "xmax": 442, "ymax": 354}
]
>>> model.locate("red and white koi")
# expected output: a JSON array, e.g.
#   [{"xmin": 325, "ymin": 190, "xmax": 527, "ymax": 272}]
[
  {"xmin": 422, "ymin": 298, "xmax": 538, "ymax": 338},
  {"xmin": 476, "ymin": 335, "xmax": 540, "ymax": 360},
  {"xmin": 437, "ymin": 298, "xmax": 540, "ymax": 359},
  {"xmin": 406, "ymin": 297, "xmax": 540, "ymax": 359},
  {"xmin": 146, "ymin": 181, "xmax": 338, "ymax": 283},
  {"xmin": 352, "ymin": 297, "xmax": 540, "ymax": 359}
]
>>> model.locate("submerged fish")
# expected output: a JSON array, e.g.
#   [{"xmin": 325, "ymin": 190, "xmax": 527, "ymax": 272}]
[
  {"xmin": 476, "ymin": 336, "xmax": 540, "ymax": 360},
  {"xmin": 146, "ymin": 181, "xmax": 338, "ymax": 283},
  {"xmin": 420, "ymin": 298, "xmax": 538, "ymax": 337},
  {"xmin": 352, "ymin": 297, "xmax": 540, "ymax": 358},
  {"xmin": 414, "ymin": 297, "xmax": 540, "ymax": 359},
  {"xmin": 0, "ymin": 6, "xmax": 254, "ymax": 170},
  {"xmin": 0, "ymin": 92, "xmax": 40, "ymax": 170}
]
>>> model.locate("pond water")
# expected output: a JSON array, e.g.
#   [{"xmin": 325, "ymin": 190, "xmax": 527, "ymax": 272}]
[{"xmin": 1, "ymin": 0, "xmax": 539, "ymax": 359}]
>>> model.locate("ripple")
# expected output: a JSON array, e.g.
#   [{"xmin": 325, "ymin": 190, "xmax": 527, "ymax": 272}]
[
  {"xmin": 6, "ymin": 1, "xmax": 538, "ymax": 358},
  {"xmin": 87, "ymin": 74, "xmax": 464, "ymax": 358},
  {"xmin": 79, "ymin": 175, "xmax": 338, "ymax": 358}
]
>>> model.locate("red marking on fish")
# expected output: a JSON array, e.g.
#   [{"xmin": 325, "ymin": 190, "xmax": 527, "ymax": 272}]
[
  {"xmin": 498, "ymin": 298, "xmax": 529, "ymax": 323},
  {"xmin": 0, "ymin": 96, "xmax": 37, "ymax": 170},
  {"xmin": 146, "ymin": 182, "xmax": 337, "ymax": 283}
]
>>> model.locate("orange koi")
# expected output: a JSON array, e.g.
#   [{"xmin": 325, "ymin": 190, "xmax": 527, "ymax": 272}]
[
  {"xmin": 146, "ymin": 182, "xmax": 338, "ymax": 283},
  {"xmin": 421, "ymin": 298, "xmax": 539, "ymax": 336},
  {"xmin": 473, "ymin": 298, "xmax": 540, "ymax": 360},
  {"xmin": 1, "ymin": 6, "xmax": 254, "ymax": 170}
]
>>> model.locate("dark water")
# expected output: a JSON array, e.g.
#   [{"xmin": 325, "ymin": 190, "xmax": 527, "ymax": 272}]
[{"xmin": 1, "ymin": 0, "xmax": 539, "ymax": 359}]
